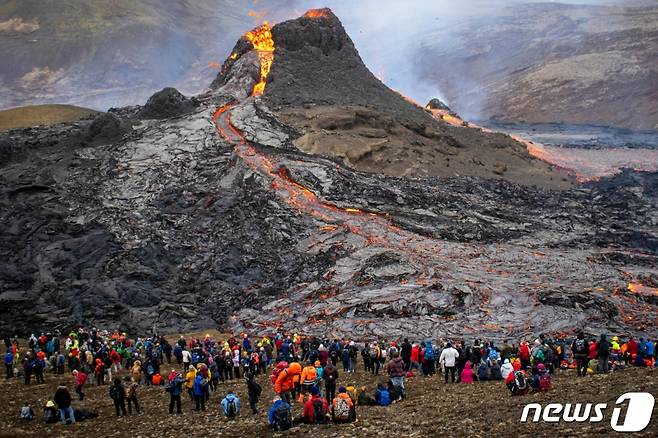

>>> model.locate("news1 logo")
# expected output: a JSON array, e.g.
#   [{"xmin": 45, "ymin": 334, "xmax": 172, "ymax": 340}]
[{"xmin": 520, "ymin": 392, "xmax": 654, "ymax": 432}]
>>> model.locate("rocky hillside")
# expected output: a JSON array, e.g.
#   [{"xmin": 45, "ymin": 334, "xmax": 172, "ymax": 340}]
[
  {"xmin": 0, "ymin": 0, "xmax": 257, "ymax": 110},
  {"xmin": 414, "ymin": 1, "xmax": 658, "ymax": 130}
]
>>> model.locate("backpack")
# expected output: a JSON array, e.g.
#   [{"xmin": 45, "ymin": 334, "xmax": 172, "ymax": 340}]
[
  {"xmin": 377, "ymin": 389, "xmax": 391, "ymax": 406},
  {"xmin": 512, "ymin": 371, "xmax": 528, "ymax": 395},
  {"xmin": 226, "ymin": 399, "xmax": 237, "ymax": 418},
  {"xmin": 270, "ymin": 367, "xmax": 283, "ymax": 384},
  {"xmin": 424, "ymin": 346, "xmax": 434, "ymax": 360},
  {"xmin": 534, "ymin": 348, "xmax": 545, "ymax": 362},
  {"xmin": 333, "ymin": 397, "xmax": 350, "ymax": 421},
  {"xmin": 538, "ymin": 373, "xmax": 551, "ymax": 392},
  {"xmin": 273, "ymin": 405, "xmax": 291, "ymax": 431},
  {"xmin": 146, "ymin": 364, "xmax": 154, "ymax": 375},
  {"xmin": 369, "ymin": 349, "xmax": 377, "ymax": 359},
  {"xmin": 312, "ymin": 398, "xmax": 327, "ymax": 424},
  {"xmin": 574, "ymin": 339, "xmax": 587, "ymax": 355},
  {"xmin": 20, "ymin": 406, "xmax": 34, "ymax": 420},
  {"xmin": 488, "ymin": 349, "xmax": 498, "ymax": 361},
  {"xmin": 43, "ymin": 408, "xmax": 56, "ymax": 423}
]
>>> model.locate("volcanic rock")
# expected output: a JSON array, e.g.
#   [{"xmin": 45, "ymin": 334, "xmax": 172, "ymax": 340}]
[
  {"xmin": 0, "ymin": 9, "xmax": 656, "ymax": 341},
  {"xmin": 253, "ymin": 9, "xmax": 574, "ymax": 189},
  {"xmin": 137, "ymin": 87, "xmax": 199, "ymax": 120}
]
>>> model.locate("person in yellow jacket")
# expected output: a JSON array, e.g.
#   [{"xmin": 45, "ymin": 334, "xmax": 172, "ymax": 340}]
[
  {"xmin": 185, "ymin": 365, "xmax": 197, "ymax": 401},
  {"xmin": 610, "ymin": 336, "xmax": 621, "ymax": 363},
  {"xmin": 299, "ymin": 362, "xmax": 318, "ymax": 402}
]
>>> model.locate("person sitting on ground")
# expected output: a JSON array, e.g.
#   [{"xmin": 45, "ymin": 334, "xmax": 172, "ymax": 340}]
[
  {"xmin": 531, "ymin": 363, "xmax": 551, "ymax": 392},
  {"xmin": 356, "ymin": 385, "xmax": 375, "ymax": 406},
  {"xmin": 221, "ymin": 391, "xmax": 240, "ymax": 420},
  {"xmin": 302, "ymin": 386, "xmax": 329, "ymax": 424},
  {"xmin": 54, "ymin": 383, "xmax": 75, "ymax": 424},
  {"xmin": 505, "ymin": 360, "xmax": 529, "ymax": 396},
  {"xmin": 20, "ymin": 402, "xmax": 35, "ymax": 421},
  {"xmin": 43, "ymin": 400, "xmax": 58, "ymax": 424},
  {"xmin": 331, "ymin": 386, "xmax": 356, "ymax": 423},
  {"xmin": 500, "ymin": 359, "xmax": 514, "ymax": 380},
  {"xmin": 477, "ymin": 360, "xmax": 490, "ymax": 381},
  {"xmin": 268, "ymin": 395, "xmax": 292, "ymax": 431},
  {"xmin": 460, "ymin": 361, "xmax": 474, "ymax": 384},
  {"xmin": 490, "ymin": 360, "xmax": 503, "ymax": 381}
]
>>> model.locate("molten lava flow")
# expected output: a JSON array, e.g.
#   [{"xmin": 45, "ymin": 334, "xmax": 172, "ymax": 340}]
[
  {"xmin": 426, "ymin": 107, "xmax": 467, "ymax": 127},
  {"xmin": 304, "ymin": 8, "xmax": 332, "ymax": 19},
  {"xmin": 628, "ymin": 282, "xmax": 658, "ymax": 297},
  {"xmin": 244, "ymin": 22, "xmax": 275, "ymax": 96}
]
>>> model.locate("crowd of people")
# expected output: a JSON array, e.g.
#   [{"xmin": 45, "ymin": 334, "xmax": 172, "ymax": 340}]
[{"xmin": 5, "ymin": 329, "xmax": 657, "ymax": 430}]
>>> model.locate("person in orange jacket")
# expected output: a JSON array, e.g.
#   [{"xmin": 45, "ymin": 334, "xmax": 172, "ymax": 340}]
[
  {"xmin": 331, "ymin": 387, "xmax": 355, "ymax": 423},
  {"xmin": 299, "ymin": 361, "xmax": 318, "ymax": 402},
  {"xmin": 274, "ymin": 362, "xmax": 301, "ymax": 405}
]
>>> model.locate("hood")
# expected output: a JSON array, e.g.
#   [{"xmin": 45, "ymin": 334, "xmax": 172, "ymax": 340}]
[
  {"xmin": 513, "ymin": 361, "xmax": 521, "ymax": 371},
  {"xmin": 225, "ymin": 393, "xmax": 237, "ymax": 401},
  {"xmin": 504, "ymin": 359, "xmax": 510, "ymax": 364},
  {"xmin": 464, "ymin": 361, "xmax": 472, "ymax": 369}
]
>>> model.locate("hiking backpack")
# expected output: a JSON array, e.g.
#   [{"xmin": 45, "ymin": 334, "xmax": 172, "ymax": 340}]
[
  {"xmin": 333, "ymin": 397, "xmax": 350, "ymax": 421},
  {"xmin": 574, "ymin": 339, "xmax": 587, "ymax": 355},
  {"xmin": 274, "ymin": 405, "xmax": 292, "ymax": 431},
  {"xmin": 512, "ymin": 371, "xmax": 528, "ymax": 395},
  {"xmin": 20, "ymin": 406, "xmax": 34, "ymax": 420},
  {"xmin": 377, "ymin": 389, "xmax": 391, "ymax": 406},
  {"xmin": 312, "ymin": 399, "xmax": 327, "ymax": 424},
  {"xmin": 270, "ymin": 367, "xmax": 283, "ymax": 384},
  {"xmin": 538, "ymin": 373, "xmax": 551, "ymax": 392}
]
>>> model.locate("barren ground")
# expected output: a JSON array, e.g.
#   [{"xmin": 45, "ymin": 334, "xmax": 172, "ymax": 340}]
[{"xmin": 1, "ymin": 357, "xmax": 655, "ymax": 437}]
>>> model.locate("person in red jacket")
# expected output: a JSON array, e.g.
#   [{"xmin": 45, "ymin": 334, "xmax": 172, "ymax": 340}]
[
  {"xmin": 519, "ymin": 340, "xmax": 530, "ymax": 369},
  {"xmin": 588, "ymin": 339, "xmax": 598, "ymax": 360},
  {"xmin": 626, "ymin": 338, "xmax": 638, "ymax": 364},
  {"xmin": 110, "ymin": 349, "xmax": 122, "ymax": 374},
  {"xmin": 302, "ymin": 386, "xmax": 328, "ymax": 424},
  {"xmin": 72, "ymin": 370, "xmax": 87, "ymax": 400},
  {"xmin": 410, "ymin": 343, "xmax": 420, "ymax": 370}
]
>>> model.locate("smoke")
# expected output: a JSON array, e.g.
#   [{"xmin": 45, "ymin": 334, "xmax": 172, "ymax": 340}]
[{"xmin": 279, "ymin": 1, "xmax": 635, "ymax": 110}]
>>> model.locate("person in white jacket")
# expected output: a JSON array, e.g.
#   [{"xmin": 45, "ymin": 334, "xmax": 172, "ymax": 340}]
[
  {"xmin": 500, "ymin": 358, "xmax": 514, "ymax": 380},
  {"xmin": 438, "ymin": 342, "xmax": 459, "ymax": 383}
]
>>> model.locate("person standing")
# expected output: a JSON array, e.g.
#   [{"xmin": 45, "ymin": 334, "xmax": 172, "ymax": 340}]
[
  {"xmin": 4, "ymin": 349, "xmax": 13, "ymax": 379},
  {"xmin": 571, "ymin": 333, "xmax": 589, "ymax": 377},
  {"xmin": 167, "ymin": 372, "xmax": 184, "ymax": 415},
  {"xmin": 124, "ymin": 376, "xmax": 140, "ymax": 414},
  {"xmin": 597, "ymin": 334, "xmax": 611, "ymax": 373},
  {"xmin": 322, "ymin": 361, "xmax": 339, "ymax": 404},
  {"xmin": 386, "ymin": 351, "xmax": 406, "ymax": 400},
  {"xmin": 109, "ymin": 377, "xmax": 127, "ymax": 416},
  {"xmin": 72, "ymin": 370, "xmax": 87, "ymax": 400},
  {"xmin": 439, "ymin": 342, "xmax": 459, "ymax": 383}
]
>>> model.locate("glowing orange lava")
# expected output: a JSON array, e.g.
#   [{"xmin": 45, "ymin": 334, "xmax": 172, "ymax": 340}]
[
  {"xmin": 628, "ymin": 282, "xmax": 658, "ymax": 297},
  {"xmin": 304, "ymin": 8, "xmax": 332, "ymax": 19},
  {"xmin": 244, "ymin": 22, "xmax": 275, "ymax": 96}
]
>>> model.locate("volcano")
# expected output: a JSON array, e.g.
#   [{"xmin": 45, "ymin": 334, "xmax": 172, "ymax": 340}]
[{"xmin": 1, "ymin": 9, "xmax": 657, "ymax": 340}]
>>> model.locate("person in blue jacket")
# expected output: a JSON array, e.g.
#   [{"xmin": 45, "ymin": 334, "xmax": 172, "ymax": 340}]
[
  {"xmin": 192, "ymin": 374, "xmax": 207, "ymax": 411},
  {"xmin": 4, "ymin": 350, "xmax": 13, "ymax": 379},
  {"xmin": 268, "ymin": 395, "xmax": 292, "ymax": 430},
  {"xmin": 221, "ymin": 391, "xmax": 240, "ymax": 419}
]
